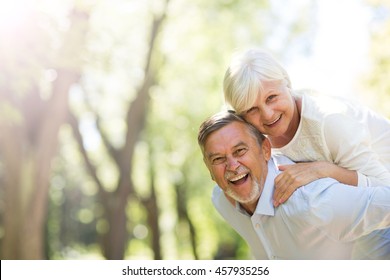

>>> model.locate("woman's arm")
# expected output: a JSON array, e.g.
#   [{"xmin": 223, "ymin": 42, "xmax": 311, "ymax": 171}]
[
  {"xmin": 324, "ymin": 114, "xmax": 390, "ymax": 186},
  {"xmin": 273, "ymin": 161, "xmax": 357, "ymax": 207},
  {"xmin": 273, "ymin": 113, "xmax": 390, "ymax": 207}
]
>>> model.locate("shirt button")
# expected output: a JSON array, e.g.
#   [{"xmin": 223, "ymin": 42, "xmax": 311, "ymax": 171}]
[{"xmin": 255, "ymin": 223, "xmax": 260, "ymax": 228}]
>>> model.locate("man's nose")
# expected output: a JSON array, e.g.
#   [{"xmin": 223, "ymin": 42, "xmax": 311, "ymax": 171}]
[{"xmin": 226, "ymin": 157, "xmax": 240, "ymax": 171}]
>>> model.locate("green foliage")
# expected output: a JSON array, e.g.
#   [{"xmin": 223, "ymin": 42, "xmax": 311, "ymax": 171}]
[
  {"xmin": 363, "ymin": 0, "xmax": 390, "ymax": 116},
  {"xmin": 1, "ymin": 0, "xmax": 315, "ymax": 260}
]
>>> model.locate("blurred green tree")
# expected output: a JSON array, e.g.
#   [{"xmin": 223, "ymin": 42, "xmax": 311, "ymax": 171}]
[
  {"xmin": 0, "ymin": 4, "xmax": 89, "ymax": 259},
  {"xmin": 0, "ymin": 0, "xmax": 315, "ymax": 260},
  {"xmin": 64, "ymin": 0, "xmax": 171, "ymax": 259},
  {"xmin": 364, "ymin": 0, "xmax": 390, "ymax": 116}
]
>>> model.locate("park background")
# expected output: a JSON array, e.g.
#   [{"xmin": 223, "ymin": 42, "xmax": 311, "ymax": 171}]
[{"xmin": 0, "ymin": 0, "xmax": 389, "ymax": 260}]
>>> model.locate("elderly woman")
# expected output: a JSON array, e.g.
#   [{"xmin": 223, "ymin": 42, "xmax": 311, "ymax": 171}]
[{"xmin": 223, "ymin": 48, "xmax": 390, "ymax": 206}]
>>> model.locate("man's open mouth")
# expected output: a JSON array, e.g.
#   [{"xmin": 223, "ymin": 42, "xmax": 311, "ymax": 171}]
[{"xmin": 229, "ymin": 173, "xmax": 249, "ymax": 185}]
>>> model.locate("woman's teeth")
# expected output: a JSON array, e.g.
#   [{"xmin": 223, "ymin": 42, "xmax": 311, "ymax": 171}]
[{"xmin": 266, "ymin": 115, "xmax": 281, "ymax": 126}]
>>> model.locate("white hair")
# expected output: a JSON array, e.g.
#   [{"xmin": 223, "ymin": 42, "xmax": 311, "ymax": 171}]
[{"xmin": 223, "ymin": 48, "xmax": 291, "ymax": 114}]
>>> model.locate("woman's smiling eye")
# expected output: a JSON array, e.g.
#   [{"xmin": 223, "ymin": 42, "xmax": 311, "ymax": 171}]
[
  {"xmin": 246, "ymin": 107, "xmax": 259, "ymax": 115},
  {"xmin": 266, "ymin": 94, "xmax": 277, "ymax": 102}
]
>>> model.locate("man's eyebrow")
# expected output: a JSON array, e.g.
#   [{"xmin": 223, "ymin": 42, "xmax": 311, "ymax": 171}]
[
  {"xmin": 233, "ymin": 141, "xmax": 247, "ymax": 148},
  {"xmin": 206, "ymin": 153, "xmax": 218, "ymax": 158}
]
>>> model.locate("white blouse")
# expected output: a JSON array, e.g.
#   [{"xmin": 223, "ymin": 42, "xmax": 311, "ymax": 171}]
[{"xmin": 272, "ymin": 91, "xmax": 390, "ymax": 187}]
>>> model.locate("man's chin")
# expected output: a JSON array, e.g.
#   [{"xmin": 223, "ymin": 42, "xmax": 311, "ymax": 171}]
[
  {"xmin": 227, "ymin": 193, "xmax": 258, "ymax": 205},
  {"xmin": 227, "ymin": 183, "xmax": 260, "ymax": 205}
]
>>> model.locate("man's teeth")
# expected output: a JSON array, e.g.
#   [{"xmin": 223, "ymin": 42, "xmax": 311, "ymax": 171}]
[{"xmin": 230, "ymin": 173, "xmax": 247, "ymax": 182}]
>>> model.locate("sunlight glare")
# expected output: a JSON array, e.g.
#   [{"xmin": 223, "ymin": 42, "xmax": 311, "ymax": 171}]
[
  {"xmin": 287, "ymin": 0, "xmax": 372, "ymax": 101},
  {"xmin": 0, "ymin": 0, "xmax": 32, "ymax": 32}
]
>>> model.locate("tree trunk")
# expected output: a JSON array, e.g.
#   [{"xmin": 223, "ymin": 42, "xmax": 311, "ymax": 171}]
[
  {"xmin": 144, "ymin": 146, "xmax": 161, "ymax": 259},
  {"xmin": 0, "ymin": 69, "xmax": 79, "ymax": 259},
  {"xmin": 71, "ymin": 1, "xmax": 170, "ymax": 259},
  {"xmin": 100, "ymin": 177, "xmax": 131, "ymax": 259}
]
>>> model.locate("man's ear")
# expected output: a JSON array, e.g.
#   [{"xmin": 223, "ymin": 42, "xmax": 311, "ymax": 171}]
[{"xmin": 262, "ymin": 137, "xmax": 272, "ymax": 161}]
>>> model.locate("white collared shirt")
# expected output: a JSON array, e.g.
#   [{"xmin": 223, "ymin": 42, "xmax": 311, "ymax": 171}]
[{"xmin": 212, "ymin": 155, "xmax": 390, "ymax": 259}]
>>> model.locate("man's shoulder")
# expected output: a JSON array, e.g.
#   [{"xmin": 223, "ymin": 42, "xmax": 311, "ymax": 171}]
[
  {"xmin": 294, "ymin": 178, "xmax": 345, "ymax": 208},
  {"xmin": 212, "ymin": 185, "xmax": 233, "ymax": 212},
  {"xmin": 270, "ymin": 155, "xmax": 295, "ymax": 167},
  {"xmin": 211, "ymin": 185, "xmax": 223, "ymax": 205}
]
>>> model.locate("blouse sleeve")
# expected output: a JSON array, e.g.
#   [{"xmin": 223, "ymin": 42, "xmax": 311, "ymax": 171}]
[{"xmin": 323, "ymin": 114, "xmax": 390, "ymax": 187}]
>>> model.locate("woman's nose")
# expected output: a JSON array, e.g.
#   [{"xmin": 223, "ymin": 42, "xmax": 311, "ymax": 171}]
[{"xmin": 261, "ymin": 106, "xmax": 274, "ymax": 120}]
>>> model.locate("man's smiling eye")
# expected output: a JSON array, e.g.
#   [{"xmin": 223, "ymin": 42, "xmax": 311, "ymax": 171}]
[
  {"xmin": 212, "ymin": 157, "xmax": 226, "ymax": 165},
  {"xmin": 235, "ymin": 147, "xmax": 247, "ymax": 156}
]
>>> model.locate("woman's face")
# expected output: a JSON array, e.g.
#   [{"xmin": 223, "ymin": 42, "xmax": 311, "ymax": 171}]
[{"xmin": 240, "ymin": 80, "xmax": 297, "ymax": 138}]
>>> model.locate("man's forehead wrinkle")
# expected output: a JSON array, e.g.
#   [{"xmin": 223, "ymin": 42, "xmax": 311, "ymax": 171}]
[{"xmin": 234, "ymin": 141, "xmax": 248, "ymax": 148}]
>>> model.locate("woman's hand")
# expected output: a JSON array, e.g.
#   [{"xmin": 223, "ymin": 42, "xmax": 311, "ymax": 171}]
[
  {"xmin": 273, "ymin": 161, "xmax": 358, "ymax": 207},
  {"xmin": 273, "ymin": 162, "xmax": 322, "ymax": 206}
]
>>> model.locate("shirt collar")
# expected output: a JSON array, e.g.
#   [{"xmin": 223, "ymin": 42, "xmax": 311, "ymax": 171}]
[{"xmin": 253, "ymin": 157, "xmax": 279, "ymax": 216}]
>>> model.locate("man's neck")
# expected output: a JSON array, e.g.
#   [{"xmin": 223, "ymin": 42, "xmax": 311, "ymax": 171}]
[{"xmin": 240, "ymin": 202, "xmax": 257, "ymax": 216}]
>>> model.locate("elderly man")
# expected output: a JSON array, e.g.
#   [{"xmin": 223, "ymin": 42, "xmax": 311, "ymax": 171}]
[{"xmin": 198, "ymin": 111, "xmax": 390, "ymax": 259}]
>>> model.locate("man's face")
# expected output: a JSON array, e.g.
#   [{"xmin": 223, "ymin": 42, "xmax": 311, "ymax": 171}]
[{"xmin": 204, "ymin": 121, "xmax": 271, "ymax": 211}]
